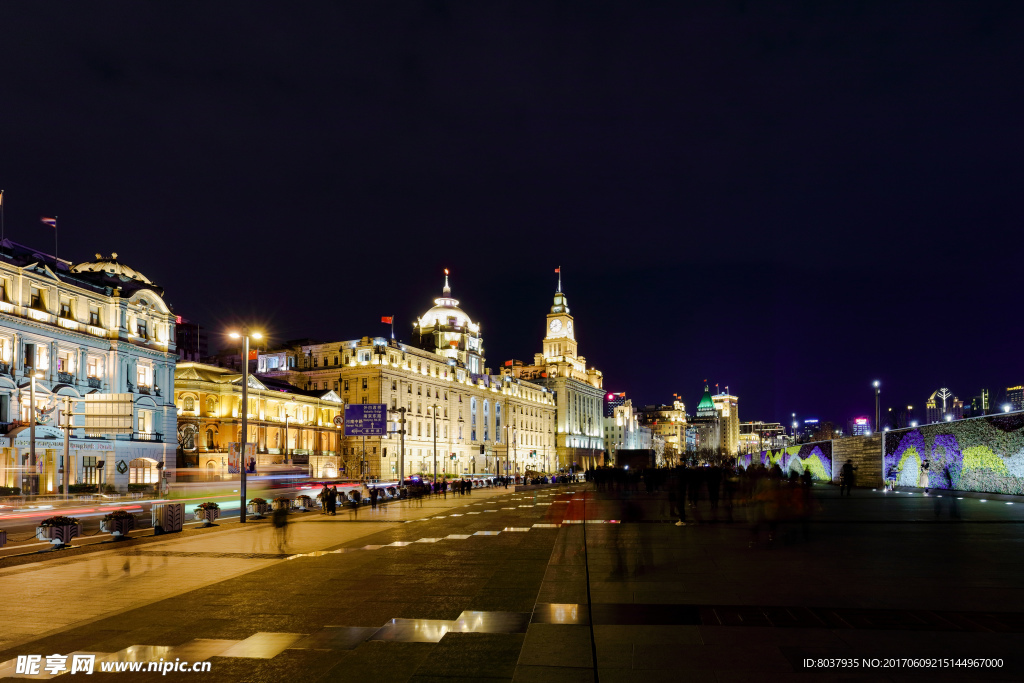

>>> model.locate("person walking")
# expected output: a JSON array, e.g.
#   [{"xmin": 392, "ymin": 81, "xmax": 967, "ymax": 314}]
[
  {"xmin": 272, "ymin": 505, "xmax": 290, "ymax": 551},
  {"xmin": 328, "ymin": 486, "xmax": 338, "ymax": 515},
  {"xmin": 840, "ymin": 460, "xmax": 856, "ymax": 496},
  {"xmin": 319, "ymin": 485, "xmax": 330, "ymax": 515},
  {"xmin": 370, "ymin": 487, "xmax": 379, "ymax": 510}
]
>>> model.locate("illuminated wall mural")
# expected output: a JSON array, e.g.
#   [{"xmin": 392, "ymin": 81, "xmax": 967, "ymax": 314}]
[
  {"xmin": 883, "ymin": 414, "xmax": 1024, "ymax": 495},
  {"xmin": 738, "ymin": 441, "xmax": 833, "ymax": 480}
]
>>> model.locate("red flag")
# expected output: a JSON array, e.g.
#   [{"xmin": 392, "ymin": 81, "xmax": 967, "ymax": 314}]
[
  {"xmin": 554, "ymin": 267, "xmax": 560, "ymax": 273},
  {"xmin": 248, "ymin": 350, "xmax": 258, "ymax": 360},
  {"xmin": 381, "ymin": 316, "xmax": 393, "ymax": 324}
]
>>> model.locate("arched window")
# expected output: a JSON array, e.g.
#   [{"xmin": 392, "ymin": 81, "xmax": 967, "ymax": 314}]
[
  {"xmin": 470, "ymin": 398, "xmax": 477, "ymax": 441},
  {"xmin": 483, "ymin": 399, "xmax": 490, "ymax": 442},
  {"xmin": 495, "ymin": 404, "xmax": 502, "ymax": 443},
  {"xmin": 206, "ymin": 429, "xmax": 215, "ymax": 449},
  {"xmin": 207, "ymin": 397, "xmax": 217, "ymax": 415},
  {"xmin": 180, "ymin": 425, "xmax": 196, "ymax": 450},
  {"xmin": 183, "ymin": 396, "xmax": 195, "ymax": 411}
]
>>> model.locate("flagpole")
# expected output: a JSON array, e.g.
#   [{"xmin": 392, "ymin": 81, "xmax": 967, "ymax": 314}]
[
  {"xmin": 54, "ymin": 215, "xmax": 58, "ymax": 268},
  {"xmin": 0, "ymin": 190, "xmax": 5, "ymax": 243}
]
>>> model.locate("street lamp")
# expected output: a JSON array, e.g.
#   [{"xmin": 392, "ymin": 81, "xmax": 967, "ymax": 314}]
[
  {"xmin": 26, "ymin": 371, "xmax": 43, "ymax": 495},
  {"xmin": 910, "ymin": 420, "xmax": 918, "ymax": 428},
  {"xmin": 389, "ymin": 406, "xmax": 407, "ymax": 485},
  {"xmin": 429, "ymin": 403, "xmax": 439, "ymax": 484},
  {"xmin": 1004, "ymin": 404, "xmax": 1013, "ymax": 413},
  {"xmin": 873, "ymin": 381, "xmax": 881, "ymax": 433},
  {"xmin": 229, "ymin": 328, "xmax": 262, "ymax": 523}
]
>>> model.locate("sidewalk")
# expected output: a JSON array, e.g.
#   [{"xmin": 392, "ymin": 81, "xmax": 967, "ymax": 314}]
[{"xmin": 0, "ymin": 486, "xmax": 514, "ymax": 654}]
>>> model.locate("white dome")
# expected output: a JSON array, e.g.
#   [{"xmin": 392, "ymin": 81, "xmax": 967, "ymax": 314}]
[
  {"xmin": 71, "ymin": 254, "xmax": 153, "ymax": 284},
  {"xmin": 419, "ymin": 297, "xmax": 473, "ymax": 328},
  {"xmin": 418, "ymin": 273, "xmax": 475, "ymax": 328}
]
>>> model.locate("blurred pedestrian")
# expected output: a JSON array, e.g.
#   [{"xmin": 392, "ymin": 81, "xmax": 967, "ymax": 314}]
[
  {"xmin": 840, "ymin": 460, "xmax": 856, "ymax": 496},
  {"xmin": 272, "ymin": 505, "xmax": 290, "ymax": 551}
]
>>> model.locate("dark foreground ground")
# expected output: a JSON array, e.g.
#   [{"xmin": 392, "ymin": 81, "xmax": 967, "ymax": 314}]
[{"xmin": 1, "ymin": 483, "xmax": 1023, "ymax": 681}]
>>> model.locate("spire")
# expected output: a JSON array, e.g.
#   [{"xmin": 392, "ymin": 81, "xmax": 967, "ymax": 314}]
[
  {"xmin": 443, "ymin": 268, "xmax": 451, "ymax": 296},
  {"xmin": 556, "ymin": 266, "xmax": 561, "ymax": 293}
]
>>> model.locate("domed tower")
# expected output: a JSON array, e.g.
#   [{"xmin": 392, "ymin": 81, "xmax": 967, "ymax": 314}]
[
  {"xmin": 411, "ymin": 270, "xmax": 485, "ymax": 374},
  {"xmin": 695, "ymin": 384, "xmax": 717, "ymax": 418}
]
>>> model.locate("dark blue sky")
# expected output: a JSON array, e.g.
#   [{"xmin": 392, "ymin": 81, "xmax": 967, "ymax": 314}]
[{"xmin": 1, "ymin": 1, "xmax": 1022, "ymax": 426}]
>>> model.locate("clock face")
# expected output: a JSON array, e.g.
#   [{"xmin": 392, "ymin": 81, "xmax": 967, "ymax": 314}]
[
  {"xmin": 549, "ymin": 319, "xmax": 563, "ymax": 333},
  {"xmin": 566, "ymin": 320, "xmax": 574, "ymax": 335}
]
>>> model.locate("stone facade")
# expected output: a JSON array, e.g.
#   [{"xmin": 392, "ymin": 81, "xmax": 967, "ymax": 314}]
[
  {"xmin": 507, "ymin": 280, "xmax": 604, "ymax": 471},
  {"xmin": 173, "ymin": 363, "xmax": 343, "ymax": 475},
  {"xmin": 0, "ymin": 242, "xmax": 177, "ymax": 492},
  {"xmin": 259, "ymin": 276, "xmax": 556, "ymax": 479}
]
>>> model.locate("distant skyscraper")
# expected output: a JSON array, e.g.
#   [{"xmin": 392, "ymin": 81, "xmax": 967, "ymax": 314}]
[
  {"xmin": 604, "ymin": 391, "xmax": 626, "ymax": 418},
  {"xmin": 1007, "ymin": 385, "xmax": 1023, "ymax": 411},
  {"xmin": 850, "ymin": 416, "xmax": 871, "ymax": 436},
  {"xmin": 926, "ymin": 388, "xmax": 962, "ymax": 423}
]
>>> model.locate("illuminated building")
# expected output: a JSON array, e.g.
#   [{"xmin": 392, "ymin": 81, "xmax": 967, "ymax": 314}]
[
  {"xmin": 926, "ymin": 388, "xmax": 963, "ymax": 423},
  {"xmin": 738, "ymin": 421, "xmax": 786, "ymax": 452},
  {"xmin": 850, "ymin": 416, "xmax": 872, "ymax": 436},
  {"xmin": 604, "ymin": 391, "xmax": 626, "ymax": 418},
  {"xmin": 686, "ymin": 384, "xmax": 721, "ymax": 455},
  {"xmin": 1008, "ymin": 385, "xmax": 1024, "ymax": 411},
  {"xmin": 173, "ymin": 363, "xmax": 342, "ymax": 473},
  {"xmin": 260, "ymin": 273, "xmax": 555, "ymax": 478},
  {"xmin": 711, "ymin": 391, "xmax": 739, "ymax": 455},
  {"xmin": 603, "ymin": 398, "xmax": 650, "ymax": 463},
  {"xmin": 506, "ymin": 276, "xmax": 604, "ymax": 471},
  {"xmin": 638, "ymin": 400, "xmax": 687, "ymax": 464},
  {"xmin": 0, "ymin": 243, "xmax": 177, "ymax": 492},
  {"xmin": 966, "ymin": 389, "xmax": 990, "ymax": 418}
]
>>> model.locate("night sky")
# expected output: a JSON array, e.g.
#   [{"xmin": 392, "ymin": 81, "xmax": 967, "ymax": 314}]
[{"xmin": 2, "ymin": 2, "xmax": 1022, "ymax": 428}]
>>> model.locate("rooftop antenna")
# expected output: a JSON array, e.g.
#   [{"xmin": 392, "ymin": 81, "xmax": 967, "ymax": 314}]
[{"xmin": 555, "ymin": 266, "xmax": 561, "ymax": 293}]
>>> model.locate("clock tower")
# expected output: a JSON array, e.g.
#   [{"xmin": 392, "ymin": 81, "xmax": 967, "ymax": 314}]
[{"xmin": 543, "ymin": 286, "xmax": 577, "ymax": 360}]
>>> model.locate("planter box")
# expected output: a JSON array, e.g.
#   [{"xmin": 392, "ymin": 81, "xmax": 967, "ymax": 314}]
[
  {"xmin": 293, "ymin": 496, "xmax": 314, "ymax": 512},
  {"xmin": 0, "ymin": 529, "xmax": 6, "ymax": 547},
  {"xmin": 100, "ymin": 516, "xmax": 135, "ymax": 538},
  {"xmin": 272, "ymin": 499, "xmax": 292, "ymax": 511},
  {"xmin": 194, "ymin": 508, "xmax": 220, "ymax": 526},
  {"xmin": 152, "ymin": 503, "xmax": 184, "ymax": 534},
  {"xmin": 246, "ymin": 503, "xmax": 271, "ymax": 518},
  {"xmin": 36, "ymin": 524, "xmax": 81, "ymax": 545}
]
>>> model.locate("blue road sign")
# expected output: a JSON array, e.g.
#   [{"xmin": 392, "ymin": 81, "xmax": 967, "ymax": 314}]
[{"xmin": 344, "ymin": 404, "xmax": 387, "ymax": 436}]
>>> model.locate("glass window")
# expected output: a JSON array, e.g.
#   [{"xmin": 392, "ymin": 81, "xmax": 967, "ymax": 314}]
[
  {"xmin": 137, "ymin": 319, "xmax": 148, "ymax": 338},
  {"xmin": 129, "ymin": 458, "xmax": 157, "ymax": 484}
]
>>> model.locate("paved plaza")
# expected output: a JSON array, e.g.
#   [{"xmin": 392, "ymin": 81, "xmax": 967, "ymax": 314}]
[{"xmin": 1, "ymin": 483, "xmax": 1023, "ymax": 681}]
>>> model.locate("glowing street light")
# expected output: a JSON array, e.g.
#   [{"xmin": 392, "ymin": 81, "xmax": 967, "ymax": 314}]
[
  {"xmin": 910, "ymin": 421, "xmax": 918, "ymax": 428},
  {"xmin": 228, "ymin": 328, "xmax": 263, "ymax": 522},
  {"xmin": 1004, "ymin": 404, "xmax": 1013, "ymax": 413},
  {"xmin": 873, "ymin": 381, "xmax": 881, "ymax": 433}
]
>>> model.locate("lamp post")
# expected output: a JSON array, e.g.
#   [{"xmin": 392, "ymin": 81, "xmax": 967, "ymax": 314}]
[
  {"xmin": 873, "ymin": 381, "xmax": 881, "ymax": 433},
  {"xmin": 26, "ymin": 371, "xmax": 42, "ymax": 495},
  {"xmin": 390, "ymin": 406, "xmax": 407, "ymax": 484},
  {"xmin": 430, "ymin": 403, "xmax": 438, "ymax": 483},
  {"xmin": 229, "ymin": 328, "xmax": 262, "ymax": 523},
  {"xmin": 61, "ymin": 395, "xmax": 71, "ymax": 501}
]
